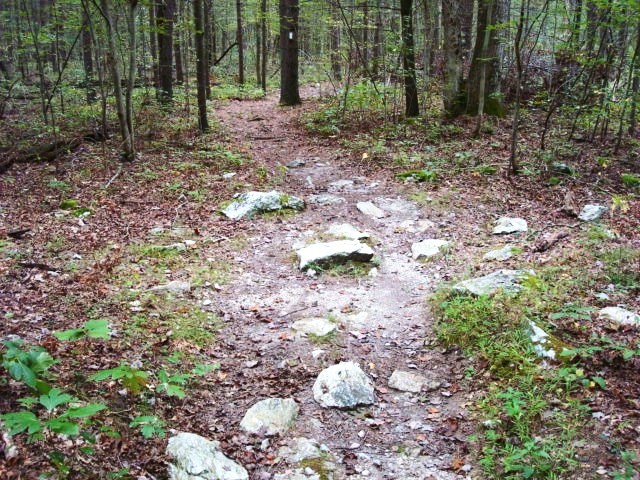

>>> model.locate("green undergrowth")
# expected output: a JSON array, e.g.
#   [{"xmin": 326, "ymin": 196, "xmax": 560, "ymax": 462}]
[
  {"xmin": 305, "ymin": 259, "xmax": 378, "ymax": 277},
  {"xmin": 431, "ymin": 239, "xmax": 639, "ymax": 478}
]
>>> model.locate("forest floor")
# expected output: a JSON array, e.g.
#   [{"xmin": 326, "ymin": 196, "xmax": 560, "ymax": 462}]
[{"xmin": 1, "ymin": 85, "xmax": 639, "ymax": 479}]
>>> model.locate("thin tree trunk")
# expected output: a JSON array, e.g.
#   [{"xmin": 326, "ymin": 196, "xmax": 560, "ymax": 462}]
[
  {"xmin": 630, "ymin": 22, "xmax": 640, "ymax": 135},
  {"xmin": 330, "ymin": 2, "xmax": 342, "ymax": 81},
  {"xmin": 174, "ymin": 0, "xmax": 184, "ymax": 84},
  {"xmin": 400, "ymin": 0, "xmax": 419, "ymax": 116},
  {"xmin": 236, "ymin": 0, "xmax": 245, "ymax": 84},
  {"xmin": 509, "ymin": 0, "xmax": 527, "ymax": 175},
  {"xmin": 204, "ymin": 0, "xmax": 212, "ymax": 97},
  {"xmin": 474, "ymin": 0, "xmax": 493, "ymax": 135},
  {"xmin": 194, "ymin": 0, "xmax": 209, "ymax": 132},
  {"xmin": 97, "ymin": 0, "xmax": 134, "ymax": 160},
  {"xmin": 81, "ymin": 6, "xmax": 96, "ymax": 103},
  {"xmin": 125, "ymin": 0, "xmax": 137, "ymax": 155},
  {"xmin": 261, "ymin": 0, "xmax": 267, "ymax": 91},
  {"xmin": 149, "ymin": 1, "xmax": 159, "ymax": 88}
]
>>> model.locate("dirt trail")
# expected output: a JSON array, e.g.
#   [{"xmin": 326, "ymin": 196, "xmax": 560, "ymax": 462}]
[{"xmin": 206, "ymin": 89, "xmax": 474, "ymax": 479}]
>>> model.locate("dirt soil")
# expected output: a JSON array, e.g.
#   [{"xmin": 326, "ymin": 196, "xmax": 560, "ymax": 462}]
[{"xmin": 1, "ymin": 85, "xmax": 639, "ymax": 479}]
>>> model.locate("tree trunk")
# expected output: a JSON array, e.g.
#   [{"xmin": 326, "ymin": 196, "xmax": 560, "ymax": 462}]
[
  {"xmin": 81, "ymin": 5, "xmax": 96, "ymax": 103},
  {"xmin": 204, "ymin": 0, "xmax": 212, "ymax": 98},
  {"xmin": 467, "ymin": 0, "xmax": 503, "ymax": 116},
  {"xmin": 148, "ymin": 1, "xmax": 159, "ymax": 88},
  {"xmin": 157, "ymin": 0, "xmax": 175, "ymax": 104},
  {"xmin": 174, "ymin": 0, "xmax": 184, "ymax": 84},
  {"xmin": 629, "ymin": 21, "xmax": 640, "ymax": 135},
  {"xmin": 400, "ymin": 0, "xmax": 419, "ymax": 116},
  {"xmin": 99, "ymin": 0, "xmax": 134, "ymax": 160},
  {"xmin": 194, "ymin": 0, "xmax": 209, "ymax": 132},
  {"xmin": 236, "ymin": 0, "xmax": 245, "ymax": 84},
  {"xmin": 125, "ymin": 0, "xmax": 137, "ymax": 156},
  {"xmin": 442, "ymin": 0, "xmax": 463, "ymax": 114},
  {"xmin": 330, "ymin": 2, "xmax": 342, "ymax": 81},
  {"xmin": 279, "ymin": 0, "xmax": 300, "ymax": 105},
  {"xmin": 261, "ymin": 0, "xmax": 267, "ymax": 91},
  {"xmin": 372, "ymin": 0, "xmax": 382, "ymax": 77}
]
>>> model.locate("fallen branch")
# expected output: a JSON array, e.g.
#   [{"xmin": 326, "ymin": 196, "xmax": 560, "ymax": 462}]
[
  {"xmin": 7, "ymin": 228, "xmax": 30, "ymax": 239},
  {"xmin": 18, "ymin": 262, "xmax": 59, "ymax": 272}
]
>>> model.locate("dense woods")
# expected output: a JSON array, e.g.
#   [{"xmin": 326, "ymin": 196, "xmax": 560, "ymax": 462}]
[
  {"xmin": 1, "ymin": 0, "xmax": 639, "ymax": 163},
  {"xmin": 1, "ymin": 0, "xmax": 639, "ymax": 478}
]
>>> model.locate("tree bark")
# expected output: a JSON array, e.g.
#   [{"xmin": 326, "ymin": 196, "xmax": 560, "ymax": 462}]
[
  {"xmin": 81, "ymin": 5, "xmax": 96, "ymax": 103},
  {"xmin": 279, "ymin": 0, "xmax": 300, "ymax": 105},
  {"xmin": 442, "ymin": 0, "xmax": 463, "ymax": 114},
  {"xmin": 400, "ymin": 0, "xmax": 419, "ymax": 116},
  {"xmin": 156, "ymin": 0, "xmax": 175, "ymax": 104},
  {"xmin": 236, "ymin": 0, "xmax": 245, "ymax": 84},
  {"xmin": 194, "ymin": 0, "xmax": 209, "ymax": 132},
  {"xmin": 174, "ymin": 0, "xmax": 184, "ymax": 84},
  {"xmin": 330, "ymin": 2, "xmax": 342, "ymax": 81},
  {"xmin": 261, "ymin": 0, "xmax": 267, "ymax": 91},
  {"xmin": 148, "ymin": 1, "xmax": 159, "ymax": 88}
]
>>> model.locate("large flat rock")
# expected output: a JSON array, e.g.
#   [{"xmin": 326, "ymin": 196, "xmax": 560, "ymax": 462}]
[
  {"xmin": 167, "ymin": 432, "xmax": 248, "ymax": 480},
  {"xmin": 492, "ymin": 217, "xmax": 528, "ymax": 234},
  {"xmin": 454, "ymin": 269, "xmax": 534, "ymax": 296},
  {"xmin": 411, "ymin": 239, "xmax": 449, "ymax": 260},
  {"xmin": 296, "ymin": 240, "xmax": 374, "ymax": 271},
  {"xmin": 221, "ymin": 191, "xmax": 304, "ymax": 220},
  {"xmin": 599, "ymin": 307, "xmax": 640, "ymax": 326}
]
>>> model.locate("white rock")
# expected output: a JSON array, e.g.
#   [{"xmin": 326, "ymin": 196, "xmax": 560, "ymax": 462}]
[
  {"xmin": 308, "ymin": 194, "xmax": 345, "ymax": 205},
  {"xmin": 222, "ymin": 172, "xmax": 236, "ymax": 179},
  {"xmin": 292, "ymin": 318, "xmax": 336, "ymax": 337},
  {"xmin": 483, "ymin": 245, "xmax": 517, "ymax": 261},
  {"xmin": 327, "ymin": 223, "xmax": 370, "ymax": 240},
  {"xmin": 296, "ymin": 240, "xmax": 374, "ymax": 270},
  {"xmin": 150, "ymin": 280, "xmax": 191, "ymax": 295},
  {"xmin": 388, "ymin": 370, "xmax": 440, "ymax": 393},
  {"xmin": 328, "ymin": 179, "xmax": 354, "ymax": 191},
  {"xmin": 579, "ymin": 204, "xmax": 607, "ymax": 222},
  {"xmin": 598, "ymin": 307, "xmax": 640, "ymax": 326},
  {"xmin": 167, "ymin": 432, "xmax": 248, "ymax": 480},
  {"xmin": 492, "ymin": 217, "xmax": 528, "ymax": 234},
  {"xmin": 411, "ymin": 239, "xmax": 450, "ymax": 260},
  {"xmin": 278, "ymin": 437, "xmax": 325, "ymax": 463},
  {"xmin": 221, "ymin": 191, "xmax": 304, "ymax": 220},
  {"xmin": 356, "ymin": 201, "xmax": 386, "ymax": 219},
  {"xmin": 239, "ymin": 398, "xmax": 299, "ymax": 436},
  {"xmin": 529, "ymin": 321, "xmax": 556, "ymax": 360},
  {"xmin": 313, "ymin": 362, "xmax": 375, "ymax": 408},
  {"xmin": 454, "ymin": 269, "xmax": 534, "ymax": 296}
]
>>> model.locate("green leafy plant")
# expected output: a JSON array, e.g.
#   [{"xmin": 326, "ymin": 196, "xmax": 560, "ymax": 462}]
[
  {"xmin": 54, "ymin": 319, "xmax": 111, "ymax": 341},
  {"xmin": 396, "ymin": 169, "xmax": 438, "ymax": 182},
  {"xmin": 1, "ymin": 339, "xmax": 55, "ymax": 392},
  {"xmin": 1, "ymin": 388, "xmax": 106, "ymax": 442},
  {"xmin": 129, "ymin": 415, "xmax": 166, "ymax": 438},
  {"xmin": 620, "ymin": 173, "xmax": 640, "ymax": 188},
  {"xmin": 90, "ymin": 365, "xmax": 149, "ymax": 394}
]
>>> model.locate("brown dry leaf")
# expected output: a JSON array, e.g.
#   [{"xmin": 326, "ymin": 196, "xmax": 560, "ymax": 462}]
[{"xmin": 451, "ymin": 456, "xmax": 466, "ymax": 471}]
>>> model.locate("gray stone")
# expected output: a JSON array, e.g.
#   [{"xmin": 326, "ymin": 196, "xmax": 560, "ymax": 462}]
[
  {"xmin": 483, "ymin": 245, "xmax": 517, "ymax": 261},
  {"xmin": 579, "ymin": 204, "xmax": 607, "ymax": 222},
  {"xmin": 356, "ymin": 201, "xmax": 386, "ymax": 219},
  {"xmin": 326, "ymin": 223, "xmax": 370, "ymax": 240},
  {"xmin": 222, "ymin": 172, "xmax": 236, "ymax": 179},
  {"xmin": 296, "ymin": 240, "xmax": 374, "ymax": 271},
  {"xmin": 598, "ymin": 307, "xmax": 640, "ymax": 326},
  {"xmin": 492, "ymin": 217, "xmax": 528, "ymax": 234},
  {"xmin": 313, "ymin": 362, "xmax": 375, "ymax": 408},
  {"xmin": 551, "ymin": 163, "xmax": 575, "ymax": 175},
  {"xmin": 167, "ymin": 432, "xmax": 248, "ymax": 480},
  {"xmin": 291, "ymin": 317, "xmax": 337, "ymax": 337},
  {"xmin": 454, "ymin": 269, "xmax": 534, "ymax": 296},
  {"xmin": 278, "ymin": 437, "xmax": 325, "ymax": 463},
  {"xmin": 286, "ymin": 159, "xmax": 306, "ymax": 168},
  {"xmin": 411, "ymin": 239, "xmax": 450, "ymax": 260},
  {"xmin": 221, "ymin": 191, "xmax": 304, "ymax": 220},
  {"xmin": 274, "ymin": 473, "xmax": 319, "ymax": 480},
  {"xmin": 328, "ymin": 179, "xmax": 354, "ymax": 191},
  {"xmin": 150, "ymin": 280, "xmax": 191, "ymax": 295},
  {"xmin": 308, "ymin": 194, "xmax": 345, "ymax": 205},
  {"xmin": 240, "ymin": 398, "xmax": 299, "ymax": 436},
  {"xmin": 388, "ymin": 370, "xmax": 440, "ymax": 393}
]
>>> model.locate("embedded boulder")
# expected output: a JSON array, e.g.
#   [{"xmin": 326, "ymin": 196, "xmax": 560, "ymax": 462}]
[
  {"xmin": 291, "ymin": 317, "xmax": 337, "ymax": 337},
  {"xmin": 492, "ymin": 217, "xmax": 528, "ymax": 234},
  {"xmin": 454, "ymin": 269, "xmax": 534, "ymax": 296},
  {"xmin": 313, "ymin": 362, "xmax": 375, "ymax": 408},
  {"xmin": 411, "ymin": 239, "xmax": 450, "ymax": 260},
  {"xmin": 598, "ymin": 307, "xmax": 640, "ymax": 326},
  {"xmin": 221, "ymin": 191, "xmax": 304, "ymax": 220},
  {"xmin": 296, "ymin": 240, "xmax": 374, "ymax": 271},
  {"xmin": 578, "ymin": 204, "xmax": 607, "ymax": 222},
  {"xmin": 167, "ymin": 432, "xmax": 248, "ymax": 480},
  {"xmin": 239, "ymin": 398, "xmax": 299, "ymax": 436}
]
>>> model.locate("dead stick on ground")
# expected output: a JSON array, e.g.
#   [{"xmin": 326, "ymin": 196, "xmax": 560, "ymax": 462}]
[{"xmin": 104, "ymin": 165, "xmax": 123, "ymax": 189}]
